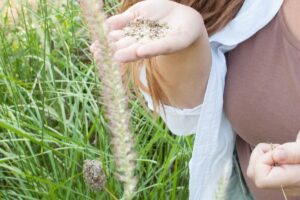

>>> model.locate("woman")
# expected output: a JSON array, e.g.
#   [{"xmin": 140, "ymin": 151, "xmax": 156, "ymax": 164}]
[
  {"xmin": 224, "ymin": 0, "xmax": 300, "ymax": 198},
  {"xmin": 104, "ymin": 0, "xmax": 300, "ymax": 199}
]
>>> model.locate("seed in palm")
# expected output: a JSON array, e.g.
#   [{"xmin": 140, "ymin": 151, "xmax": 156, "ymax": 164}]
[{"xmin": 124, "ymin": 18, "xmax": 170, "ymax": 41}]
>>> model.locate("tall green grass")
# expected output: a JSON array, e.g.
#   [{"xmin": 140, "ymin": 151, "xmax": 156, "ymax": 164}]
[{"xmin": 0, "ymin": 1, "xmax": 193, "ymax": 199}]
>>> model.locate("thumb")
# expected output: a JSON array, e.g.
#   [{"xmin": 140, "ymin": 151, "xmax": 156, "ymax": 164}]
[{"xmin": 273, "ymin": 133, "xmax": 300, "ymax": 164}]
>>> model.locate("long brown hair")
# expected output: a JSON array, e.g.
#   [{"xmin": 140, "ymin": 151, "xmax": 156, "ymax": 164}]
[{"xmin": 120, "ymin": 0, "xmax": 244, "ymax": 111}]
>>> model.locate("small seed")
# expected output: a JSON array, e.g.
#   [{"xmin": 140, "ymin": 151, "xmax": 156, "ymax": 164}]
[{"xmin": 124, "ymin": 18, "xmax": 169, "ymax": 41}]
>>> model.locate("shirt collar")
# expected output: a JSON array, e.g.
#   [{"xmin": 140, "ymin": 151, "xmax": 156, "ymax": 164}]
[{"xmin": 210, "ymin": 0, "xmax": 284, "ymax": 46}]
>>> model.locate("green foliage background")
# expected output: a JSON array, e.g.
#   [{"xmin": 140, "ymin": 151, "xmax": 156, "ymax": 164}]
[{"xmin": 0, "ymin": 1, "xmax": 193, "ymax": 199}]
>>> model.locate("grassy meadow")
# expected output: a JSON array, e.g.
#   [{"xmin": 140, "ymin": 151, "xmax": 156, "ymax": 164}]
[{"xmin": 0, "ymin": 0, "xmax": 194, "ymax": 199}]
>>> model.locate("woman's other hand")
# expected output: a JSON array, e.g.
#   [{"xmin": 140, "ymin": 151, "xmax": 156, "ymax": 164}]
[
  {"xmin": 105, "ymin": 0, "xmax": 205, "ymax": 62},
  {"xmin": 247, "ymin": 132, "xmax": 300, "ymax": 197}
]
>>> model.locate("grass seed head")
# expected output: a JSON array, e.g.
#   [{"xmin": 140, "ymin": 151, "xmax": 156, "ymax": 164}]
[
  {"xmin": 79, "ymin": 1, "xmax": 138, "ymax": 199},
  {"xmin": 83, "ymin": 159, "xmax": 106, "ymax": 191}
]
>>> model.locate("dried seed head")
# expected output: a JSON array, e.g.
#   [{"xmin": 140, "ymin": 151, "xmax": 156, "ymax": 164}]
[
  {"xmin": 83, "ymin": 159, "xmax": 106, "ymax": 191},
  {"xmin": 80, "ymin": 0, "xmax": 138, "ymax": 198}
]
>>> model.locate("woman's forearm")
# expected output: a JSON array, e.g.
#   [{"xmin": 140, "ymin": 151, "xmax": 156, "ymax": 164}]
[
  {"xmin": 105, "ymin": 0, "xmax": 212, "ymax": 108},
  {"xmin": 156, "ymin": 29, "xmax": 211, "ymax": 109}
]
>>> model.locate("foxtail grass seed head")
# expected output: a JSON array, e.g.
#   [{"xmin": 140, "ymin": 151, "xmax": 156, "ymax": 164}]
[
  {"xmin": 79, "ymin": 1, "xmax": 138, "ymax": 199},
  {"xmin": 83, "ymin": 160, "xmax": 106, "ymax": 191},
  {"xmin": 214, "ymin": 161, "xmax": 232, "ymax": 200}
]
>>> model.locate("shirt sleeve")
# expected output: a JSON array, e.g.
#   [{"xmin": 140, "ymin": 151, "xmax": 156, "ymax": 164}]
[{"xmin": 139, "ymin": 65, "xmax": 202, "ymax": 136}]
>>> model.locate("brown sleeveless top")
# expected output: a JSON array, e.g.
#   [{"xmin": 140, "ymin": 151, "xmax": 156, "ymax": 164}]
[{"xmin": 224, "ymin": 7, "xmax": 300, "ymax": 200}]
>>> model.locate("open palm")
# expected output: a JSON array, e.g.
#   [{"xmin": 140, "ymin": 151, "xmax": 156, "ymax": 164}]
[{"xmin": 105, "ymin": 0, "xmax": 204, "ymax": 62}]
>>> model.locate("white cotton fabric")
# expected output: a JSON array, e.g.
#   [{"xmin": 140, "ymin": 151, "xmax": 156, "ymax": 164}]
[{"xmin": 140, "ymin": 0, "xmax": 284, "ymax": 199}]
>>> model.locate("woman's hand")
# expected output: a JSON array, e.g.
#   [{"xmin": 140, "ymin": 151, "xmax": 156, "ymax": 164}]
[
  {"xmin": 105, "ymin": 0, "xmax": 205, "ymax": 62},
  {"xmin": 247, "ymin": 132, "xmax": 300, "ymax": 197}
]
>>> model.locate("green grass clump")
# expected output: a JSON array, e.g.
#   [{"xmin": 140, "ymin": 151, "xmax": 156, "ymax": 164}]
[{"xmin": 0, "ymin": 0, "xmax": 193, "ymax": 199}]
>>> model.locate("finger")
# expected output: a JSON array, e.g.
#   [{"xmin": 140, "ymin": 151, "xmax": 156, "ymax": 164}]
[
  {"xmin": 255, "ymin": 164, "xmax": 300, "ymax": 188},
  {"xmin": 114, "ymin": 43, "xmax": 143, "ymax": 63},
  {"xmin": 114, "ymin": 37, "xmax": 137, "ymax": 51},
  {"xmin": 273, "ymin": 142, "xmax": 300, "ymax": 164},
  {"xmin": 137, "ymin": 36, "xmax": 186, "ymax": 57},
  {"xmin": 105, "ymin": 12, "xmax": 135, "ymax": 31},
  {"xmin": 247, "ymin": 143, "xmax": 272, "ymax": 179},
  {"xmin": 108, "ymin": 30, "xmax": 125, "ymax": 42},
  {"xmin": 297, "ymin": 131, "xmax": 300, "ymax": 143},
  {"xmin": 90, "ymin": 40, "xmax": 101, "ymax": 54},
  {"xmin": 253, "ymin": 151, "xmax": 276, "ymax": 188}
]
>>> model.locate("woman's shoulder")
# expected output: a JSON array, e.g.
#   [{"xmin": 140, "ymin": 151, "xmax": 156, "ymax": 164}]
[{"xmin": 209, "ymin": 0, "xmax": 284, "ymax": 47}]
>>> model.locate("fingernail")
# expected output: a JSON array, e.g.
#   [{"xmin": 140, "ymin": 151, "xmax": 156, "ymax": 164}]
[{"xmin": 274, "ymin": 149, "xmax": 287, "ymax": 161}]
